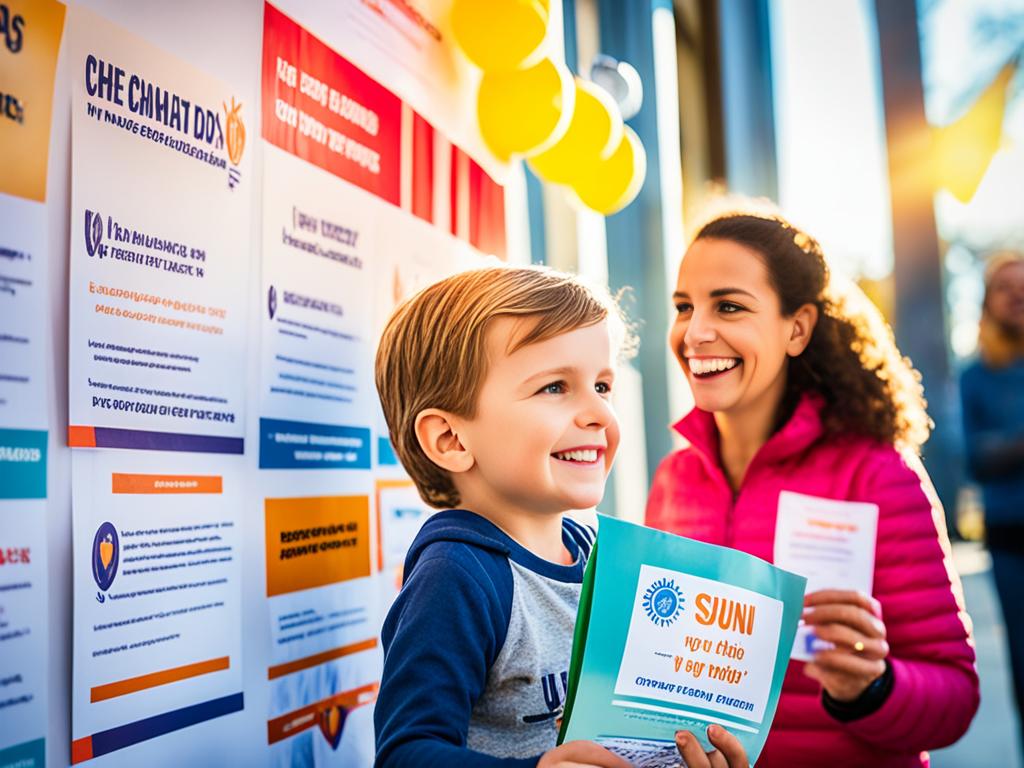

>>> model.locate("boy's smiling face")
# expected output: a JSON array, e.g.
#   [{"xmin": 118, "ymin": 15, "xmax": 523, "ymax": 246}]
[{"xmin": 451, "ymin": 317, "xmax": 620, "ymax": 519}]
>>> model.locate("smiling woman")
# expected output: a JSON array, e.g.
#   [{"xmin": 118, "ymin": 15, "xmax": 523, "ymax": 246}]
[
  {"xmin": 646, "ymin": 212, "xmax": 980, "ymax": 768},
  {"xmin": 670, "ymin": 215, "xmax": 929, "ymax": 463}
]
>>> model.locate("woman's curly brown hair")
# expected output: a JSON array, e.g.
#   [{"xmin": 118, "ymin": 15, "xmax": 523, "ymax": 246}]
[{"xmin": 696, "ymin": 213, "xmax": 932, "ymax": 453}]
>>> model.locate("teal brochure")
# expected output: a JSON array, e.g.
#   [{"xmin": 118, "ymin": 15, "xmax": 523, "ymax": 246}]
[{"xmin": 559, "ymin": 516, "xmax": 806, "ymax": 766}]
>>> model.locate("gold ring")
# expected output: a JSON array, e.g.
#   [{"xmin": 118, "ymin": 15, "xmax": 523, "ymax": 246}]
[{"xmin": 853, "ymin": 641, "xmax": 865, "ymax": 653}]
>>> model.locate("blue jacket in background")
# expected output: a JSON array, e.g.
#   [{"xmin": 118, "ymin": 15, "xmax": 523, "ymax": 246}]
[{"xmin": 960, "ymin": 358, "xmax": 1024, "ymax": 527}]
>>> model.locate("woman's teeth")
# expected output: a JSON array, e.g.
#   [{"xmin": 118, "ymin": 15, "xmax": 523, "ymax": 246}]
[
  {"xmin": 688, "ymin": 357, "xmax": 739, "ymax": 376},
  {"xmin": 553, "ymin": 449, "xmax": 598, "ymax": 462}
]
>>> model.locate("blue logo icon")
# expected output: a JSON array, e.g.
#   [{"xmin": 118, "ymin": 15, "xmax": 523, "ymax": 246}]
[
  {"xmin": 92, "ymin": 521, "xmax": 119, "ymax": 602},
  {"xmin": 84, "ymin": 209, "xmax": 104, "ymax": 257},
  {"xmin": 642, "ymin": 577, "xmax": 685, "ymax": 627}
]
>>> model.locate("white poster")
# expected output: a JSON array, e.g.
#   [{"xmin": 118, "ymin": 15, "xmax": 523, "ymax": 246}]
[
  {"xmin": 70, "ymin": 449, "xmax": 244, "ymax": 763},
  {"xmin": 375, "ymin": 479, "xmax": 435, "ymax": 610},
  {"xmin": 773, "ymin": 491, "xmax": 879, "ymax": 661},
  {"xmin": 0, "ymin": 498, "xmax": 47, "ymax": 764},
  {"xmin": 0, "ymin": 196, "xmax": 48, "ymax": 431},
  {"xmin": 371, "ymin": 214, "xmax": 459, "ymax": 467},
  {"xmin": 0, "ymin": 198, "xmax": 50, "ymax": 768},
  {"xmin": 67, "ymin": 4, "xmax": 252, "ymax": 455},
  {"xmin": 264, "ymin": 493, "xmax": 380, "ymax": 768},
  {"xmin": 258, "ymin": 143, "xmax": 376, "ymax": 472}
]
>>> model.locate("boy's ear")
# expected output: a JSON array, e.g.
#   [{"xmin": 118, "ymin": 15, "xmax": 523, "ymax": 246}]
[
  {"xmin": 414, "ymin": 409, "xmax": 474, "ymax": 474},
  {"xmin": 786, "ymin": 302, "xmax": 819, "ymax": 357}
]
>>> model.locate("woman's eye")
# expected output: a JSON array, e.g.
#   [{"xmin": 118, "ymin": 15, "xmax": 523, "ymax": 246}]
[
  {"xmin": 539, "ymin": 381, "xmax": 566, "ymax": 395},
  {"xmin": 674, "ymin": 302, "xmax": 692, "ymax": 314},
  {"xmin": 718, "ymin": 301, "xmax": 744, "ymax": 314}
]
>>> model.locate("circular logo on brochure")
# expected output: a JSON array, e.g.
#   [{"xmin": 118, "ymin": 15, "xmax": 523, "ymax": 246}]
[{"xmin": 642, "ymin": 577, "xmax": 685, "ymax": 627}]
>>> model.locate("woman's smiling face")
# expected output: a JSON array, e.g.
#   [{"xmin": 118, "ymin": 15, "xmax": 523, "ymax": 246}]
[{"xmin": 670, "ymin": 237, "xmax": 807, "ymax": 417}]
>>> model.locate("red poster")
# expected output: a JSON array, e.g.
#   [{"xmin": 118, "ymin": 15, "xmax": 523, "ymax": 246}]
[
  {"xmin": 410, "ymin": 111, "xmax": 434, "ymax": 223},
  {"xmin": 468, "ymin": 157, "xmax": 507, "ymax": 259},
  {"xmin": 261, "ymin": 2, "xmax": 402, "ymax": 205}
]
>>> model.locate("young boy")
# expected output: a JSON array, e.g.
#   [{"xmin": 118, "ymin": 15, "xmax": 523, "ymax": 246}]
[{"xmin": 373, "ymin": 266, "xmax": 747, "ymax": 768}]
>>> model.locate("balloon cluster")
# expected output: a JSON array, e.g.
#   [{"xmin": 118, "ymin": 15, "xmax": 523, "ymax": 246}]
[{"xmin": 452, "ymin": 0, "xmax": 646, "ymax": 216}]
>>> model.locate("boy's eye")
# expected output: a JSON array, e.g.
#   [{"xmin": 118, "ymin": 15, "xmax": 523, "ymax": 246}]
[
  {"xmin": 538, "ymin": 381, "xmax": 567, "ymax": 395},
  {"xmin": 595, "ymin": 381, "xmax": 612, "ymax": 395}
]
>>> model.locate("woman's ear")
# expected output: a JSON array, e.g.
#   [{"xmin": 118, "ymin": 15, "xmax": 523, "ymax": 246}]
[
  {"xmin": 787, "ymin": 303, "xmax": 819, "ymax": 357},
  {"xmin": 414, "ymin": 409, "xmax": 474, "ymax": 474}
]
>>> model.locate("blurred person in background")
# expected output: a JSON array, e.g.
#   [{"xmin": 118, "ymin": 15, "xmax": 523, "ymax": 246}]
[
  {"xmin": 961, "ymin": 251, "xmax": 1024, "ymax": 749},
  {"xmin": 646, "ymin": 212, "xmax": 979, "ymax": 768}
]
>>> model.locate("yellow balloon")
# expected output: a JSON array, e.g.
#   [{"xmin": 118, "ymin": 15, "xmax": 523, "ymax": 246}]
[
  {"xmin": 528, "ymin": 78, "xmax": 624, "ymax": 184},
  {"xmin": 451, "ymin": 0, "xmax": 550, "ymax": 72},
  {"xmin": 570, "ymin": 126, "xmax": 646, "ymax": 215},
  {"xmin": 478, "ymin": 58, "xmax": 574, "ymax": 161}
]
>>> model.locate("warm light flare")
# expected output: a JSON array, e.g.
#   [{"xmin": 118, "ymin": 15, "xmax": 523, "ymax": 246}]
[{"xmin": 932, "ymin": 61, "xmax": 1015, "ymax": 203}]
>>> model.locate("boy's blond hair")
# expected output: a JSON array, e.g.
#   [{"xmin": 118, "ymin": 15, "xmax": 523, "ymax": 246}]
[{"xmin": 375, "ymin": 265, "xmax": 624, "ymax": 508}]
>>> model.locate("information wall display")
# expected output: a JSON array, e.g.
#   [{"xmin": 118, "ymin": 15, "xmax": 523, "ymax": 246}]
[
  {"xmin": 66, "ymin": 4, "xmax": 254, "ymax": 764},
  {"xmin": 0, "ymin": 1, "xmax": 512, "ymax": 765},
  {"xmin": 0, "ymin": 1, "xmax": 65, "ymax": 766},
  {"xmin": 257, "ymin": 5, "xmax": 502, "ymax": 763}
]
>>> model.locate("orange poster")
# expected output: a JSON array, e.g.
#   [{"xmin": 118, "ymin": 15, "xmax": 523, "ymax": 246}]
[
  {"xmin": 265, "ymin": 494, "xmax": 371, "ymax": 597},
  {"xmin": 0, "ymin": 0, "xmax": 65, "ymax": 201}
]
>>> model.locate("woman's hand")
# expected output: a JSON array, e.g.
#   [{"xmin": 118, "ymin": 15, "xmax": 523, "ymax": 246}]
[
  {"xmin": 801, "ymin": 589, "xmax": 889, "ymax": 702},
  {"xmin": 675, "ymin": 725, "xmax": 749, "ymax": 767}
]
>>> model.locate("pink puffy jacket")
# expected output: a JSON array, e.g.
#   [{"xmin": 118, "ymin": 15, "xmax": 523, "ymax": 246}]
[{"xmin": 646, "ymin": 395, "xmax": 979, "ymax": 768}]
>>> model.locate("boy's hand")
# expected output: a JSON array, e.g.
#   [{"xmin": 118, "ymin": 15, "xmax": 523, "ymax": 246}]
[
  {"xmin": 675, "ymin": 725, "xmax": 750, "ymax": 768},
  {"xmin": 537, "ymin": 740, "xmax": 631, "ymax": 768}
]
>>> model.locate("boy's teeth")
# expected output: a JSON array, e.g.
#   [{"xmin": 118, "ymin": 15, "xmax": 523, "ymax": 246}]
[
  {"xmin": 555, "ymin": 449, "xmax": 598, "ymax": 462},
  {"xmin": 688, "ymin": 357, "xmax": 739, "ymax": 375}
]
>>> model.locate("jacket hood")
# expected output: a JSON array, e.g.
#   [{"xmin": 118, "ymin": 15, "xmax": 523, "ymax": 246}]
[{"xmin": 403, "ymin": 509, "xmax": 513, "ymax": 576}]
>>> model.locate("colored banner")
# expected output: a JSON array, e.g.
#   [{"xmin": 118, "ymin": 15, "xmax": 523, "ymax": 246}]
[
  {"xmin": 265, "ymin": 495, "xmax": 371, "ymax": 597},
  {"xmin": 0, "ymin": 0, "xmax": 65, "ymax": 202},
  {"xmin": 261, "ymin": 2, "xmax": 402, "ymax": 205},
  {"xmin": 560, "ymin": 516, "xmax": 806, "ymax": 765},
  {"xmin": 267, "ymin": 683, "xmax": 378, "ymax": 745},
  {"xmin": 0, "ymin": 428, "xmax": 46, "ymax": 499},
  {"xmin": 71, "ymin": 449, "xmax": 244, "ymax": 763},
  {"xmin": 259, "ymin": 418, "xmax": 371, "ymax": 470},
  {"xmin": 261, "ymin": 3, "xmax": 506, "ymax": 256},
  {"xmin": 66, "ymin": 5, "xmax": 251, "ymax": 453},
  {"xmin": 0, "ymin": 739, "xmax": 45, "ymax": 768}
]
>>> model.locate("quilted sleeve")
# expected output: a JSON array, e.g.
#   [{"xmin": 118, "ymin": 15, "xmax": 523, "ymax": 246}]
[{"xmin": 841, "ymin": 448, "xmax": 979, "ymax": 750}]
